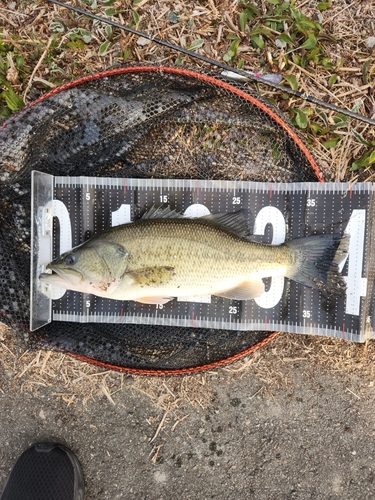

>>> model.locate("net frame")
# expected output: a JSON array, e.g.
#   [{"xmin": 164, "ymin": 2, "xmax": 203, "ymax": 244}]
[{"xmin": 0, "ymin": 65, "xmax": 324, "ymax": 375}]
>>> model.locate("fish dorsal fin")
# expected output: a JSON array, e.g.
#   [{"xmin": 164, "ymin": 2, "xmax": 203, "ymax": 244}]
[
  {"xmin": 215, "ymin": 279, "xmax": 265, "ymax": 300},
  {"xmin": 141, "ymin": 206, "xmax": 184, "ymax": 220},
  {"xmin": 200, "ymin": 210, "xmax": 253, "ymax": 238},
  {"xmin": 141, "ymin": 205, "xmax": 253, "ymax": 238}
]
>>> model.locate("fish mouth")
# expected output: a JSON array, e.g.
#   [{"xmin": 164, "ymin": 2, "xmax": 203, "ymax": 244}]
[{"xmin": 39, "ymin": 265, "xmax": 83, "ymax": 287}]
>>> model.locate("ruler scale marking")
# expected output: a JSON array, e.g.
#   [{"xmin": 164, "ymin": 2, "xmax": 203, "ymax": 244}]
[{"xmin": 31, "ymin": 174, "xmax": 375, "ymax": 341}]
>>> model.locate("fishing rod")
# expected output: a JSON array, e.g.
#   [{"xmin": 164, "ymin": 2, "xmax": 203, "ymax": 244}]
[{"xmin": 48, "ymin": 0, "xmax": 375, "ymax": 126}]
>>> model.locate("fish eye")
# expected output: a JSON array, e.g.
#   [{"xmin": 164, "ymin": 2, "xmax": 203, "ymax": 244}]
[{"xmin": 63, "ymin": 253, "xmax": 76, "ymax": 266}]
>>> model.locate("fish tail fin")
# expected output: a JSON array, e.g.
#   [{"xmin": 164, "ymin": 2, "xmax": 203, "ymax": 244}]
[{"xmin": 285, "ymin": 233, "xmax": 349, "ymax": 295}]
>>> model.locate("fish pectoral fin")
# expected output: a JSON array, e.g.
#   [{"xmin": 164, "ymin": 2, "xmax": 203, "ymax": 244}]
[
  {"xmin": 215, "ymin": 279, "xmax": 265, "ymax": 300},
  {"xmin": 136, "ymin": 296, "xmax": 174, "ymax": 305},
  {"xmin": 126, "ymin": 266, "xmax": 175, "ymax": 286}
]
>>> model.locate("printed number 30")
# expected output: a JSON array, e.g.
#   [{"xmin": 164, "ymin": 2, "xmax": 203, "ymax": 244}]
[{"xmin": 253, "ymin": 207, "xmax": 286, "ymax": 309}]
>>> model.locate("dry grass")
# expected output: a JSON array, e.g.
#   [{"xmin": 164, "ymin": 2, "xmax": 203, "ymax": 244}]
[
  {"xmin": 1, "ymin": 323, "xmax": 374, "ymax": 411},
  {"xmin": 1, "ymin": 0, "xmax": 375, "ymax": 418},
  {"xmin": 0, "ymin": 323, "xmax": 213, "ymax": 406},
  {"xmin": 2, "ymin": 0, "xmax": 374, "ymax": 178}
]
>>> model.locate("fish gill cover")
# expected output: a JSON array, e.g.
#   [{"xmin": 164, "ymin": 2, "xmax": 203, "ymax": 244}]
[{"xmin": 0, "ymin": 66, "xmax": 323, "ymax": 374}]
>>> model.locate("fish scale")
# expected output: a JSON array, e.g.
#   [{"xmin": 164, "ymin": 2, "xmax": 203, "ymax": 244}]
[{"xmin": 31, "ymin": 172, "xmax": 375, "ymax": 342}]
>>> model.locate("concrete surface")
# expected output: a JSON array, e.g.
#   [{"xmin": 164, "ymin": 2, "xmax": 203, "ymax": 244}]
[{"xmin": 1, "ymin": 348, "xmax": 374, "ymax": 499}]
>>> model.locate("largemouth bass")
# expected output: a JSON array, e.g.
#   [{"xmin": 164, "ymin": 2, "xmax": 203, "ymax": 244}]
[{"xmin": 39, "ymin": 207, "xmax": 348, "ymax": 304}]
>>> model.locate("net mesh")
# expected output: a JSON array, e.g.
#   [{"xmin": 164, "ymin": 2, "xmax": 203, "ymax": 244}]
[{"xmin": 0, "ymin": 66, "xmax": 321, "ymax": 374}]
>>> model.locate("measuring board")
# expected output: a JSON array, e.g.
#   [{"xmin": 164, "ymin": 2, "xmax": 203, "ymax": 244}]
[{"xmin": 30, "ymin": 172, "xmax": 375, "ymax": 342}]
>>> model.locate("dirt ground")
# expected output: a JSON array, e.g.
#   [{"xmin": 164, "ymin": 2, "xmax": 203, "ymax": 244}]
[
  {"xmin": 1, "ymin": 0, "xmax": 375, "ymax": 498},
  {"xmin": 1, "ymin": 327, "xmax": 375, "ymax": 499}
]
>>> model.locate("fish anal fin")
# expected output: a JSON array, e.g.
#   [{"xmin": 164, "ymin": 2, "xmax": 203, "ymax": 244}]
[
  {"xmin": 215, "ymin": 279, "xmax": 265, "ymax": 300},
  {"xmin": 136, "ymin": 296, "xmax": 174, "ymax": 305}
]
